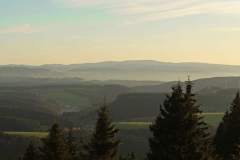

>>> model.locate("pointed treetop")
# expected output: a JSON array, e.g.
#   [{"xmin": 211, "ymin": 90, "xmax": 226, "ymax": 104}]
[
  {"xmin": 186, "ymin": 76, "xmax": 193, "ymax": 95},
  {"xmin": 187, "ymin": 75, "xmax": 191, "ymax": 82},
  {"xmin": 233, "ymin": 91, "xmax": 240, "ymax": 105},
  {"xmin": 147, "ymin": 80, "xmax": 210, "ymax": 160},
  {"xmin": 86, "ymin": 99, "xmax": 120, "ymax": 160},
  {"xmin": 173, "ymin": 81, "xmax": 182, "ymax": 95},
  {"xmin": 103, "ymin": 96, "xmax": 107, "ymax": 105},
  {"xmin": 236, "ymin": 91, "xmax": 240, "ymax": 99},
  {"xmin": 231, "ymin": 91, "xmax": 240, "ymax": 112},
  {"xmin": 99, "ymin": 97, "xmax": 110, "ymax": 115}
]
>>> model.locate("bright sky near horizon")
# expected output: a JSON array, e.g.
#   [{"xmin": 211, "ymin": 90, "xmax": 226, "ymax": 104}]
[{"xmin": 1, "ymin": 0, "xmax": 240, "ymax": 65}]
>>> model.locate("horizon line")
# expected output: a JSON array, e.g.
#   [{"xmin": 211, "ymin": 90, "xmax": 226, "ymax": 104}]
[{"xmin": 0, "ymin": 59, "xmax": 240, "ymax": 67}]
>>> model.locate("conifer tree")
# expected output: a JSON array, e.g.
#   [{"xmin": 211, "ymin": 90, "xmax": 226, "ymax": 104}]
[
  {"xmin": 39, "ymin": 123, "xmax": 70, "ymax": 160},
  {"xmin": 78, "ymin": 137, "xmax": 89, "ymax": 160},
  {"xmin": 22, "ymin": 141, "xmax": 39, "ymax": 160},
  {"xmin": 231, "ymin": 142, "xmax": 240, "ymax": 160},
  {"xmin": 147, "ymin": 81, "xmax": 210, "ymax": 160},
  {"xmin": 85, "ymin": 102, "xmax": 120, "ymax": 160},
  {"xmin": 214, "ymin": 92, "xmax": 240, "ymax": 160},
  {"xmin": 66, "ymin": 129, "xmax": 77, "ymax": 160}
]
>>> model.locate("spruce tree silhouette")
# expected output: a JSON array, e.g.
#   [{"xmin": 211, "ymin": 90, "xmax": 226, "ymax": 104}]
[
  {"xmin": 214, "ymin": 92, "xmax": 240, "ymax": 160},
  {"xmin": 66, "ymin": 129, "xmax": 78, "ymax": 160},
  {"xmin": 39, "ymin": 124, "xmax": 70, "ymax": 160},
  {"xmin": 147, "ymin": 81, "xmax": 210, "ymax": 160},
  {"xmin": 22, "ymin": 141, "xmax": 39, "ymax": 160},
  {"xmin": 85, "ymin": 101, "xmax": 120, "ymax": 160}
]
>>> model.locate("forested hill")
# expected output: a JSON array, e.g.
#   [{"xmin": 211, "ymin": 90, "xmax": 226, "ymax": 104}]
[
  {"xmin": 133, "ymin": 77, "xmax": 240, "ymax": 93},
  {"xmin": 110, "ymin": 88, "xmax": 235, "ymax": 121},
  {"xmin": 1, "ymin": 76, "xmax": 240, "ymax": 130},
  {"xmin": 2, "ymin": 60, "xmax": 240, "ymax": 81}
]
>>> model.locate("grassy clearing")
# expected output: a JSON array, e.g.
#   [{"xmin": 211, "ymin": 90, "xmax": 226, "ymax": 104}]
[
  {"xmin": 117, "ymin": 112, "xmax": 225, "ymax": 129},
  {"xmin": 4, "ymin": 131, "xmax": 48, "ymax": 138},
  {"xmin": 3, "ymin": 113, "xmax": 225, "ymax": 137},
  {"xmin": 203, "ymin": 112, "xmax": 224, "ymax": 126}
]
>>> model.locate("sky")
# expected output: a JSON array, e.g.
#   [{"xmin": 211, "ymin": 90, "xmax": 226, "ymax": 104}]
[{"xmin": 1, "ymin": 0, "xmax": 240, "ymax": 65}]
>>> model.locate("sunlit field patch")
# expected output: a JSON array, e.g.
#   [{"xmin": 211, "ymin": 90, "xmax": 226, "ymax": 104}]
[
  {"xmin": 3, "ymin": 112, "xmax": 225, "ymax": 137},
  {"xmin": 4, "ymin": 131, "xmax": 48, "ymax": 138}
]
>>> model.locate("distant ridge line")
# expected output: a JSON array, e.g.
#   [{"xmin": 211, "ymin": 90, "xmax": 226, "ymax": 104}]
[{"xmin": 0, "ymin": 60, "xmax": 240, "ymax": 67}]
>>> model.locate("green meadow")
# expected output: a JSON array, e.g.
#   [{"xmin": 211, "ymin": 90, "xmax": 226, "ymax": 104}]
[
  {"xmin": 4, "ymin": 131, "xmax": 48, "ymax": 138},
  {"xmin": 3, "ymin": 112, "xmax": 225, "ymax": 138}
]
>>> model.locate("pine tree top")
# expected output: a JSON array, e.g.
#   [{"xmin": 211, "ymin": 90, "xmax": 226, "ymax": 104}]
[
  {"xmin": 185, "ymin": 76, "xmax": 193, "ymax": 95},
  {"xmin": 87, "ymin": 102, "xmax": 120, "ymax": 160},
  {"xmin": 230, "ymin": 92, "xmax": 240, "ymax": 113},
  {"xmin": 148, "ymin": 82, "xmax": 210, "ymax": 160},
  {"xmin": 22, "ymin": 141, "xmax": 39, "ymax": 160},
  {"xmin": 39, "ymin": 123, "xmax": 70, "ymax": 160}
]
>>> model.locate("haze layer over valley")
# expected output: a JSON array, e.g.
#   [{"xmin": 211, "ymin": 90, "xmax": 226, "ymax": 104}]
[{"xmin": 2, "ymin": 60, "xmax": 240, "ymax": 81}]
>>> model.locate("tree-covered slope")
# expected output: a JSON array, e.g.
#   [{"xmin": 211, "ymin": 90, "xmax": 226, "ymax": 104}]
[{"xmin": 110, "ymin": 88, "xmax": 237, "ymax": 121}]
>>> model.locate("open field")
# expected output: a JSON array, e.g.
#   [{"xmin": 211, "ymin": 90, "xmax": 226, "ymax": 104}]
[
  {"xmin": 117, "ymin": 112, "xmax": 225, "ymax": 129},
  {"xmin": 3, "ymin": 112, "xmax": 225, "ymax": 137},
  {"xmin": 203, "ymin": 112, "xmax": 224, "ymax": 126},
  {"xmin": 4, "ymin": 131, "xmax": 48, "ymax": 138}
]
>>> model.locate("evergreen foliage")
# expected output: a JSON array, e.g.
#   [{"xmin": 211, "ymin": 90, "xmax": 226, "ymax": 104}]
[
  {"xmin": 39, "ymin": 123, "xmax": 70, "ymax": 160},
  {"xmin": 66, "ymin": 129, "xmax": 78, "ymax": 160},
  {"xmin": 22, "ymin": 141, "xmax": 39, "ymax": 160},
  {"xmin": 230, "ymin": 143, "xmax": 240, "ymax": 160},
  {"xmin": 78, "ymin": 137, "xmax": 89, "ymax": 160},
  {"xmin": 147, "ymin": 81, "xmax": 210, "ymax": 160},
  {"xmin": 19, "ymin": 81, "xmax": 240, "ymax": 160},
  {"xmin": 85, "ymin": 103, "xmax": 120, "ymax": 160},
  {"xmin": 214, "ymin": 92, "xmax": 240, "ymax": 160}
]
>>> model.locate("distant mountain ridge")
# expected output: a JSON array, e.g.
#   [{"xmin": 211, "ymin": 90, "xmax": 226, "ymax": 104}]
[
  {"xmin": 1, "ymin": 60, "xmax": 240, "ymax": 81},
  {"xmin": 133, "ymin": 77, "xmax": 240, "ymax": 93}
]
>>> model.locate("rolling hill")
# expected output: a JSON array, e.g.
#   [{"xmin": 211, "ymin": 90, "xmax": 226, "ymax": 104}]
[
  {"xmin": 133, "ymin": 77, "xmax": 240, "ymax": 93},
  {"xmin": 109, "ymin": 88, "xmax": 237, "ymax": 121},
  {"xmin": 2, "ymin": 60, "xmax": 240, "ymax": 81},
  {"xmin": 1, "ymin": 75, "xmax": 240, "ymax": 130},
  {"xmin": 63, "ymin": 85, "xmax": 238, "ymax": 126}
]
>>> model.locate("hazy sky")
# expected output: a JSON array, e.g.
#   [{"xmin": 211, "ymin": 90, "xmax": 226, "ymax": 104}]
[{"xmin": 1, "ymin": 0, "xmax": 240, "ymax": 65}]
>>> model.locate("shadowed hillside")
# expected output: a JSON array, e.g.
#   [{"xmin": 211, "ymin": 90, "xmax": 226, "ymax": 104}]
[{"xmin": 110, "ymin": 88, "xmax": 236, "ymax": 121}]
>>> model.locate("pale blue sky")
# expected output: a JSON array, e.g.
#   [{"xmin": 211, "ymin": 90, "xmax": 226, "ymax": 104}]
[{"xmin": 1, "ymin": 0, "xmax": 240, "ymax": 65}]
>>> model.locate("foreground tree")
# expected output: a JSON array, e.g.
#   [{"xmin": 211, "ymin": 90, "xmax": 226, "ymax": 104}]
[
  {"xmin": 214, "ymin": 92, "xmax": 240, "ymax": 160},
  {"xmin": 147, "ymin": 81, "xmax": 210, "ymax": 160},
  {"xmin": 39, "ymin": 124, "xmax": 70, "ymax": 160},
  {"xmin": 231, "ymin": 143, "xmax": 240, "ymax": 160},
  {"xmin": 66, "ymin": 129, "xmax": 78, "ymax": 160},
  {"xmin": 85, "ymin": 102, "xmax": 120, "ymax": 160},
  {"xmin": 22, "ymin": 141, "xmax": 39, "ymax": 160}
]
